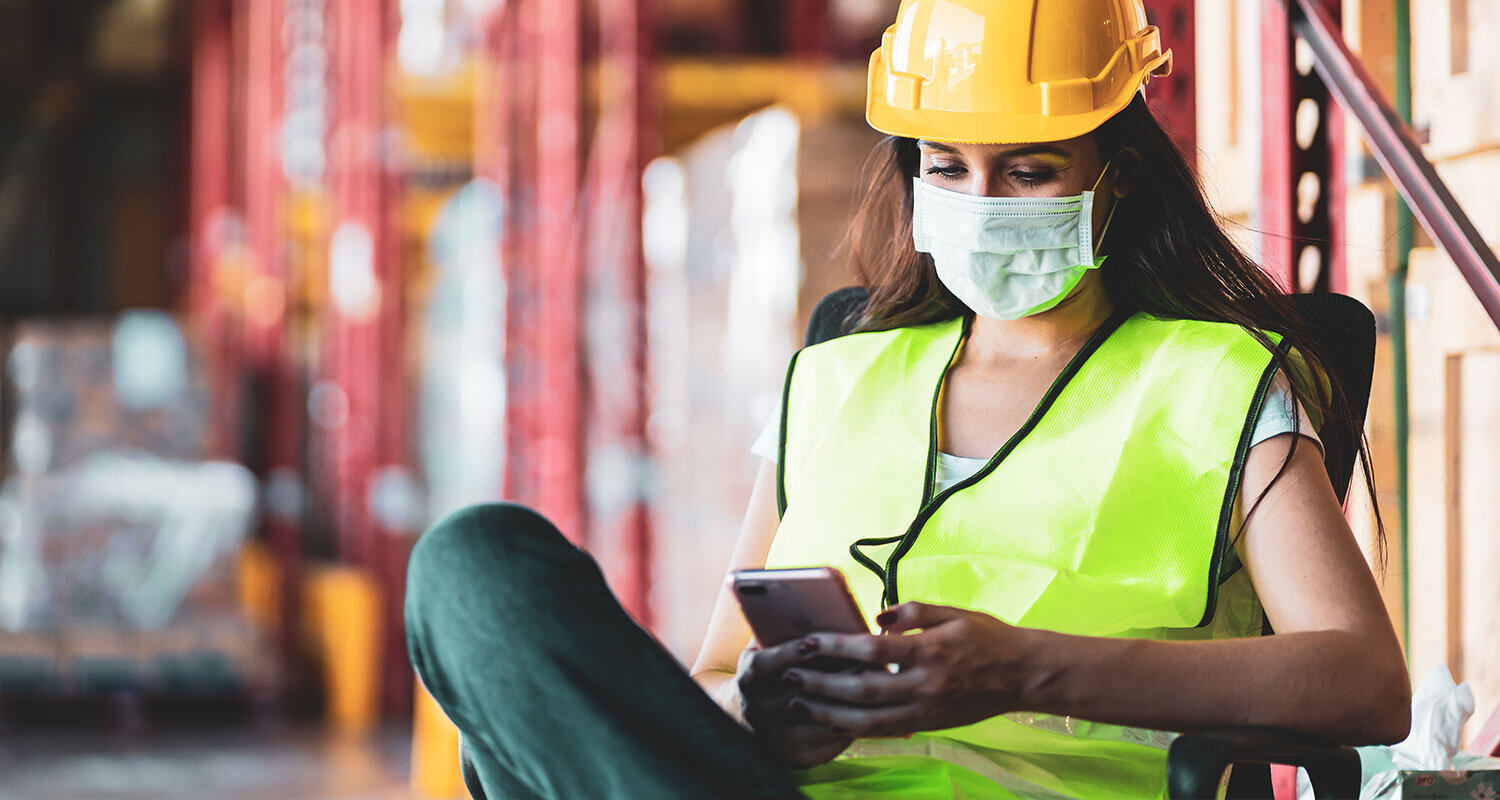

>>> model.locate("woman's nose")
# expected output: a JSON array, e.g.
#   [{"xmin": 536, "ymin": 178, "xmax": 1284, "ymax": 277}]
[{"xmin": 955, "ymin": 171, "xmax": 1010, "ymax": 198}]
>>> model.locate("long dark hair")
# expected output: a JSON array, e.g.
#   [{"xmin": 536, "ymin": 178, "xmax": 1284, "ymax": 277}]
[{"xmin": 841, "ymin": 93, "xmax": 1384, "ymax": 561}]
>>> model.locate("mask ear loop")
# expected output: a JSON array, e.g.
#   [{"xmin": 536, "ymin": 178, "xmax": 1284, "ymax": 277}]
[
  {"xmin": 1090, "ymin": 158, "xmax": 1120, "ymax": 255},
  {"xmin": 1090, "ymin": 158, "xmax": 1114, "ymax": 193}
]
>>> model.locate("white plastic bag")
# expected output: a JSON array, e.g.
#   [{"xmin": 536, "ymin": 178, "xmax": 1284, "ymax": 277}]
[{"xmin": 1312, "ymin": 664, "xmax": 1500, "ymax": 800}]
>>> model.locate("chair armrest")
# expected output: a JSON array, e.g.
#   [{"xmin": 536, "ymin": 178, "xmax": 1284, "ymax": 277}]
[
  {"xmin": 803, "ymin": 286, "xmax": 869, "ymax": 347},
  {"xmin": 459, "ymin": 735, "xmax": 487, "ymax": 800},
  {"xmin": 1167, "ymin": 727, "xmax": 1361, "ymax": 800}
]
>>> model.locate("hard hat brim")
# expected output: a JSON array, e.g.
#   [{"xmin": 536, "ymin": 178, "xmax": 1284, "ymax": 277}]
[
  {"xmin": 866, "ymin": 95, "xmax": 1133, "ymax": 145},
  {"xmin": 865, "ymin": 44, "xmax": 1172, "ymax": 145}
]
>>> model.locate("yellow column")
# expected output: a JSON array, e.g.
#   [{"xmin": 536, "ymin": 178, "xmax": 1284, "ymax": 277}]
[
  {"xmin": 411, "ymin": 681, "xmax": 466, "ymax": 798},
  {"xmin": 305, "ymin": 565, "xmax": 381, "ymax": 735}
]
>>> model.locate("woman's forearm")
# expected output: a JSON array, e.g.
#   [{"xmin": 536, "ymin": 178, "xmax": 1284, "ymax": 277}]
[{"xmin": 1018, "ymin": 628, "xmax": 1410, "ymax": 745}]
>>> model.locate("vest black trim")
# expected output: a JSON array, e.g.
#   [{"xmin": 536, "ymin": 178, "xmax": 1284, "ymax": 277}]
[
  {"xmin": 874, "ymin": 310, "xmax": 1132, "ymax": 609},
  {"xmin": 1199, "ymin": 338, "xmax": 1293, "ymax": 627},
  {"xmin": 842, "ymin": 315, "xmax": 974, "ymax": 592},
  {"xmin": 774, "ymin": 312, "xmax": 1284, "ymax": 629},
  {"xmin": 775, "ymin": 347, "xmax": 803, "ymax": 518}
]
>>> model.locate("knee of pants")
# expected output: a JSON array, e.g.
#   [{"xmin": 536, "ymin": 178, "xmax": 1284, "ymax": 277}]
[
  {"xmin": 406, "ymin": 503, "xmax": 573, "ymax": 597},
  {"xmin": 404, "ymin": 503, "xmax": 591, "ymax": 672},
  {"xmin": 409, "ymin": 504, "xmax": 572, "ymax": 619}
]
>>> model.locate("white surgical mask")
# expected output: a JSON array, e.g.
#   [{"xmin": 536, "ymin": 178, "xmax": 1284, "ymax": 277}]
[{"xmin": 912, "ymin": 161, "xmax": 1118, "ymax": 320}]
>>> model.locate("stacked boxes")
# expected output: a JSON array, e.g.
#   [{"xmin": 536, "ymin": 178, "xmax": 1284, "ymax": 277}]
[{"xmin": 0, "ymin": 314, "xmax": 270, "ymax": 698}]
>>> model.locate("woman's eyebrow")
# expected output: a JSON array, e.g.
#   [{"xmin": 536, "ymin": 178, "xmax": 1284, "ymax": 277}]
[
  {"xmin": 917, "ymin": 140, "xmax": 963, "ymax": 154},
  {"xmin": 916, "ymin": 140, "xmax": 1072, "ymax": 160}
]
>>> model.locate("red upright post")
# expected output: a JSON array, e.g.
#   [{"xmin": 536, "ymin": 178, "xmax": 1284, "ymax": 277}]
[
  {"xmin": 530, "ymin": 0, "xmax": 587, "ymax": 543},
  {"xmin": 588, "ymin": 0, "xmax": 656, "ymax": 625},
  {"xmin": 326, "ymin": 0, "xmax": 388, "ymax": 570},
  {"xmin": 327, "ymin": 0, "xmax": 414, "ymax": 717},
  {"xmin": 499, "ymin": 2, "xmax": 539, "ymax": 509},
  {"xmin": 241, "ymin": 0, "xmax": 282, "ymax": 364},
  {"xmin": 372, "ymin": 0, "xmax": 414, "ymax": 719},
  {"xmin": 785, "ymin": 0, "xmax": 831, "ymax": 57},
  {"xmin": 500, "ymin": 3, "xmax": 534, "ymax": 506},
  {"xmin": 188, "ymin": 0, "xmax": 238, "ymax": 460},
  {"xmin": 480, "ymin": 0, "xmax": 585, "ymax": 544},
  {"xmin": 1143, "ymin": 0, "xmax": 1198, "ymax": 162},
  {"xmin": 477, "ymin": 0, "xmax": 532, "ymax": 515},
  {"xmin": 1262, "ymin": 0, "xmax": 1295, "ymax": 290},
  {"xmin": 239, "ymin": 0, "xmax": 303, "ymax": 665},
  {"xmin": 1262, "ymin": 0, "xmax": 1345, "ymax": 293},
  {"xmin": 475, "ymin": 9, "xmax": 510, "ymax": 194}
]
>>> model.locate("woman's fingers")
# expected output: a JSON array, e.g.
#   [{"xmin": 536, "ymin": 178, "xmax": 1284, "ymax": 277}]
[
  {"xmin": 796, "ymin": 630, "xmax": 919, "ymax": 667},
  {"xmin": 876, "ymin": 601, "xmax": 970, "ymax": 634},
  {"xmin": 741, "ymin": 685, "xmax": 798, "ymax": 729},
  {"xmin": 776, "ymin": 721, "xmax": 854, "ymax": 769},
  {"xmin": 783, "ymin": 719, "xmax": 852, "ymax": 747},
  {"xmin": 783, "ymin": 666, "xmax": 924, "ymax": 706},
  {"xmin": 739, "ymin": 638, "xmax": 821, "ymax": 691},
  {"xmin": 788, "ymin": 696, "xmax": 919, "ymax": 739}
]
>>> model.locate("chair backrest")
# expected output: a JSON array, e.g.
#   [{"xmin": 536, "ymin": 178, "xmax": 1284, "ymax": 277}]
[
  {"xmin": 1285, "ymin": 292, "xmax": 1376, "ymax": 505},
  {"xmin": 802, "ymin": 287, "xmax": 1376, "ymax": 504}
]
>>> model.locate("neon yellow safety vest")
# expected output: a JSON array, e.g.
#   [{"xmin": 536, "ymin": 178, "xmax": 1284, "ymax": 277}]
[{"xmin": 765, "ymin": 311, "xmax": 1288, "ymax": 800}]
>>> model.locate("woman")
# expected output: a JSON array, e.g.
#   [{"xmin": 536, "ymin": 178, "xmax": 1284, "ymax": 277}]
[{"xmin": 404, "ymin": 1, "xmax": 1410, "ymax": 798}]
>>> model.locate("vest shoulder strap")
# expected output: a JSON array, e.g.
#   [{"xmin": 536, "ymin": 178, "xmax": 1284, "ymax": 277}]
[{"xmin": 776, "ymin": 318, "xmax": 964, "ymax": 516}]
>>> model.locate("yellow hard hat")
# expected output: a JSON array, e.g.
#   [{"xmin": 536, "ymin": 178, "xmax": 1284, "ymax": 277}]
[{"xmin": 867, "ymin": 0, "xmax": 1173, "ymax": 144}]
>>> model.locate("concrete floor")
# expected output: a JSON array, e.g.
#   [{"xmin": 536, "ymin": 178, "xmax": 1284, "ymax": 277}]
[{"xmin": 0, "ymin": 724, "xmax": 416, "ymax": 800}]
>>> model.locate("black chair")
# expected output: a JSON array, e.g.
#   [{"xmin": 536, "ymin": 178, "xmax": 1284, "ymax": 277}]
[
  {"xmin": 804, "ymin": 286, "xmax": 1376, "ymax": 800},
  {"xmin": 459, "ymin": 287, "xmax": 1377, "ymax": 799},
  {"xmin": 460, "ymin": 739, "xmax": 484, "ymax": 799}
]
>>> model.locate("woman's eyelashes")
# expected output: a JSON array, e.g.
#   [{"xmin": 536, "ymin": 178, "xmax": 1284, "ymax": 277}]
[
  {"xmin": 1009, "ymin": 169, "xmax": 1056, "ymax": 186},
  {"xmin": 924, "ymin": 164, "xmax": 966, "ymax": 179},
  {"xmin": 921, "ymin": 163, "xmax": 1060, "ymax": 188}
]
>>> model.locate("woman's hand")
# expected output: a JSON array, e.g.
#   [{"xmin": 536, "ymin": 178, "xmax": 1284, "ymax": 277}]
[
  {"xmin": 736, "ymin": 641, "xmax": 855, "ymax": 769},
  {"xmin": 782, "ymin": 602, "xmax": 1036, "ymax": 739}
]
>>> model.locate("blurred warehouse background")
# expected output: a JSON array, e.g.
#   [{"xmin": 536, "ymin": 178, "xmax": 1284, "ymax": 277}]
[{"xmin": 0, "ymin": 0, "xmax": 1496, "ymax": 797}]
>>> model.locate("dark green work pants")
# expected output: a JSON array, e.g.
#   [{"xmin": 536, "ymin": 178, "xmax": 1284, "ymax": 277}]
[{"xmin": 404, "ymin": 503, "xmax": 807, "ymax": 800}]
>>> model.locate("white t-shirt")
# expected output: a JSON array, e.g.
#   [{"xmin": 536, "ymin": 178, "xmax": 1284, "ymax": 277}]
[{"xmin": 751, "ymin": 371, "xmax": 1322, "ymax": 494}]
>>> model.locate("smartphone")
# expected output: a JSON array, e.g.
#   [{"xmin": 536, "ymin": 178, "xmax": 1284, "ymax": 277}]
[{"xmin": 730, "ymin": 566, "xmax": 871, "ymax": 673}]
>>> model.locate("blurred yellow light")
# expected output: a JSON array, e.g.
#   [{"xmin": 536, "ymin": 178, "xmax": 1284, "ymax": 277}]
[
  {"xmin": 214, "ymin": 244, "xmax": 254, "ymax": 305},
  {"xmin": 245, "ymin": 274, "xmax": 287, "ymax": 328}
]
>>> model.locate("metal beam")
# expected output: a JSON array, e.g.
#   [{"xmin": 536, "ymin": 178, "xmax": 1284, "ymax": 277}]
[{"xmin": 1286, "ymin": 0, "xmax": 1500, "ymax": 325}]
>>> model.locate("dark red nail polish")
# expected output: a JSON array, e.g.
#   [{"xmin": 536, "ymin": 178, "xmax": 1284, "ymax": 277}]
[
  {"xmin": 875, "ymin": 610, "xmax": 897, "ymax": 627},
  {"xmin": 797, "ymin": 637, "xmax": 819, "ymax": 655},
  {"xmin": 788, "ymin": 700, "xmax": 810, "ymax": 717},
  {"xmin": 783, "ymin": 671, "xmax": 803, "ymax": 688}
]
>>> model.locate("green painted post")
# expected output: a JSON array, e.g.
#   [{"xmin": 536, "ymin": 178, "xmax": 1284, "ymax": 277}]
[{"xmin": 1391, "ymin": 0, "xmax": 1412, "ymax": 663}]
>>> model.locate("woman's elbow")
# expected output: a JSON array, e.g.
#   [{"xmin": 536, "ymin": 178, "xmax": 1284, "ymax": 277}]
[
  {"xmin": 1366, "ymin": 674, "xmax": 1412, "ymax": 746},
  {"xmin": 1347, "ymin": 656, "xmax": 1412, "ymax": 746}
]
